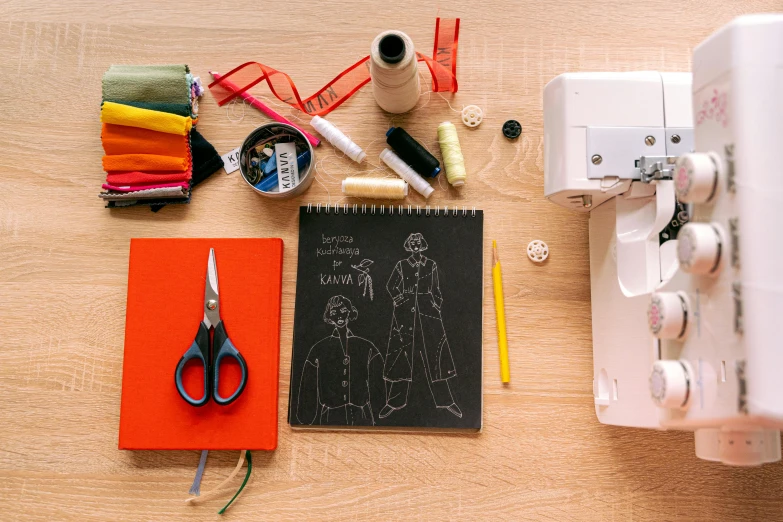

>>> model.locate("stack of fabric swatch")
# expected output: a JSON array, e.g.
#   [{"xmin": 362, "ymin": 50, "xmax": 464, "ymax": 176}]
[{"xmin": 99, "ymin": 65, "xmax": 223, "ymax": 209}]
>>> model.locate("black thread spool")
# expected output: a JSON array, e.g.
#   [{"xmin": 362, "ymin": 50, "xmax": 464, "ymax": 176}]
[{"xmin": 386, "ymin": 127, "xmax": 441, "ymax": 178}]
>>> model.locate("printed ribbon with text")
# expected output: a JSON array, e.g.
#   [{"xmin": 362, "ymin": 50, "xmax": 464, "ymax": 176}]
[{"xmin": 208, "ymin": 18, "xmax": 460, "ymax": 117}]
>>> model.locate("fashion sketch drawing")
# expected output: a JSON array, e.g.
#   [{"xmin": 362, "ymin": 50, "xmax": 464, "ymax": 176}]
[
  {"xmin": 379, "ymin": 233, "xmax": 462, "ymax": 419},
  {"xmin": 296, "ymin": 295, "xmax": 382, "ymax": 426}
]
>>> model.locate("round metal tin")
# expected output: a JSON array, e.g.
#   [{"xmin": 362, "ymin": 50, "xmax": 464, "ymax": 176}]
[{"xmin": 239, "ymin": 123, "xmax": 315, "ymax": 199}]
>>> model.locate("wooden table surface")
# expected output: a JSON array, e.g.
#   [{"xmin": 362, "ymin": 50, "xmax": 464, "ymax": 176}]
[{"xmin": 2, "ymin": 1, "xmax": 782, "ymax": 520}]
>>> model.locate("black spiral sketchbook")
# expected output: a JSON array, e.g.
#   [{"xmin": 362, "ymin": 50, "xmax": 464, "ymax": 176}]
[{"xmin": 288, "ymin": 205, "xmax": 484, "ymax": 431}]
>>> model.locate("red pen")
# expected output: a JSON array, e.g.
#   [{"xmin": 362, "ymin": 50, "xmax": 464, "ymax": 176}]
[{"xmin": 209, "ymin": 71, "xmax": 320, "ymax": 147}]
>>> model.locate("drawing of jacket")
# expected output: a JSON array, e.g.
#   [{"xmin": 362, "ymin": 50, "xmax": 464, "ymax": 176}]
[
  {"xmin": 383, "ymin": 255, "xmax": 456, "ymax": 383},
  {"xmin": 296, "ymin": 328, "xmax": 381, "ymax": 426}
]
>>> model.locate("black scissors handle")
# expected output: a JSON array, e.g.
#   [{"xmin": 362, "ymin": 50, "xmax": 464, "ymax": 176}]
[
  {"xmin": 211, "ymin": 321, "xmax": 248, "ymax": 405},
  {"xmin": 175, "ymin": 322, "xmax": 211, "ymax": 407}
]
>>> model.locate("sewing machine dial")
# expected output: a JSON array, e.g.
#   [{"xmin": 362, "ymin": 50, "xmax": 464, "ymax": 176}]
[
  {"xmin": 648, "ymin": 292, "xmax": 691, "ymax": 340},
  {"xmin": 650, "ymin": 360, "xmax": 693, "ymax": 410},
  {"xmin": 674, "ymin": 152, "xmax": 721, "ymax": 203},
  {"xmin": 677, "ymin": 223, "xmax": 725, "ymax": 276}
]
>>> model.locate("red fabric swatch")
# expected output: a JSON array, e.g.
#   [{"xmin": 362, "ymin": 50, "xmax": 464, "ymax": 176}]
[
  {"xmin": 102, "ymin": 182, "xmax": 189, "ymax": 192},
  {"xmin": 118, "ymin": 238, "xmax": 283, "ymax": 450}
]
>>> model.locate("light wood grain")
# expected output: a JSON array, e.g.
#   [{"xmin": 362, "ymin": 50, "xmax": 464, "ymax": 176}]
[{"xmin": 1, "ymin": 1, "xmax": 782, "ymax": 520}]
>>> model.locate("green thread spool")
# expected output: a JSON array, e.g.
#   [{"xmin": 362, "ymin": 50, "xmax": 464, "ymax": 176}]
[{"xmin": 437, "ymin": 121, "xmax": 466, "ymax": 186}]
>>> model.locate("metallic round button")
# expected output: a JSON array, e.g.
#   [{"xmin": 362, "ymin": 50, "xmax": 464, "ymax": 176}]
[
  {"xmin": 650, "ymin": 360, "xmax": 692, "ymax": 409},
  {"xmin": 648, "ymin": 292, "xmax": 689, "ymax": 339},
  {"xmin": 674, "ymin": 152, "xmax": 720, "ymax": 203},
  {"xmin": 677, "ymin": 223, "xmax": 723, "ymax": 276}
]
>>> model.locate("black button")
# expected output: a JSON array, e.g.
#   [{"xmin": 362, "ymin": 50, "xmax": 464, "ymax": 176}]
[{"xmin": 502, "ymin": 120, "xmax": 522, "ymax": 139}]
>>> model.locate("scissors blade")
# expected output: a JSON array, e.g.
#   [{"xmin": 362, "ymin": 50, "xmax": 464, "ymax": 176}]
[{"xmin": 203, "ymin": 248, "xmax": 220, "ymax": 328}]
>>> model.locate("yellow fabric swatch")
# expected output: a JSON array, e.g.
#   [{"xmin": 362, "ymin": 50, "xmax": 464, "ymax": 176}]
[{"xmin": 100, "ymin": 101, "xmax": 192, "ymax": 136}]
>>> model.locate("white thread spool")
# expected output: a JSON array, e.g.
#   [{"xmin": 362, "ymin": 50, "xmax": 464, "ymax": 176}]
[
  {"xmin": 437, "ymin": 121, "xmax": 466, "ymax": 186},
  {"xmin": 310, "ymin": 116, "xmax": 366, "ymax": 163},
  {"xmin": 379, "ymin": 148, "xmax": 434, "ymax": 199},
  {"xmin": 342, "ymin": 177, "xmax": 408, "ymax": 200},
  {"xmin": 370, "ymin": 31, "xmax": 420, "ymax": 113}
]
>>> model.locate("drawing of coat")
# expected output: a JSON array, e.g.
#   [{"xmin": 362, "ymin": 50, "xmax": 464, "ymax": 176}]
[{"xmin": 383, "ymin": 255, "xmax": 456, "ymax": 383}]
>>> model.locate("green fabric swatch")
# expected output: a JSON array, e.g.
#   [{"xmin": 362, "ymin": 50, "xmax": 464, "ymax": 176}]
[{"xmin": 102, "ymin": 64, "xmax": 191, "ymax": 105}]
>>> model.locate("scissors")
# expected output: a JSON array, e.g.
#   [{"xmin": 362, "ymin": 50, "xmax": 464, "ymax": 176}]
[{"xmin": 174, "ymin": 248, "xmax": 248, "ymax": 407}]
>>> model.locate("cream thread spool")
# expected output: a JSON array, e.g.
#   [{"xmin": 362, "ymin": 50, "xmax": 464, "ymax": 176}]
[
  {"xmin": 379, "ymin": 148, "xmax": 434, "ymax": 199},
  {"xmin": 310, "ymin": 116, "xmax": 366, "ymax": 163},
  {"xmin": 342, "ymin": 177, "xmax": 408, "ymax": 200},
  {"xmin": 437, "ymin": 121, "xmax": 467, "ymax": 186},
  {"xmin": 370, "ymin": 31, "xmax": 420, "ymax": 113}
]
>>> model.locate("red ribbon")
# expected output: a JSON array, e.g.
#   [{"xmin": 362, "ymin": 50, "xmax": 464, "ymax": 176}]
[{"xmin": 208, "ymin": 18, "xmax": 460, "ymax": 117}]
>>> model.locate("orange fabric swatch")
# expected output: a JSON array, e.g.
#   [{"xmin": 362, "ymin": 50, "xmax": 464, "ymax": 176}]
[
  {"xmin": 101, "ymin": 123, "xmax": 189, "ymax": 157},
  {"xmin": 103, "ymin": 154, "xmax": 189, "ymax": 173},
  {"xmin": 119, "ymin": 238, "xmax": 283, "ymax": 450}
]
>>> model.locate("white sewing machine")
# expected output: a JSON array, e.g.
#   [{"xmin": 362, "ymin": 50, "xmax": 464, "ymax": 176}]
[{"xmin": 543, "ymin": 14, "xmax": 783, "ymax": 466}]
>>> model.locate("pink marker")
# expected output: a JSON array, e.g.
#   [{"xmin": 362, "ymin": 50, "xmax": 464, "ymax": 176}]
[{"xmin": 209, "ymin": 71, "xmax": 320, "ymax": 147}]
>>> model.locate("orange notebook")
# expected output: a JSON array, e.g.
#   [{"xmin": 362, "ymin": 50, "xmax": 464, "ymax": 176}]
[{"xmin": 118, "ymin": 238, "xmax": 283, "ymax": 450}]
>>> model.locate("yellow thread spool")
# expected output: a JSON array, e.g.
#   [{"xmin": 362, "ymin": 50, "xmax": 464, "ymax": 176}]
[
  {"xmin": 341, "ymin": 177, "xmax": 408, "ymax": 200},
  {"xmin": 437, "ymin": 121, "xmax": 466, "ymax": 186}
]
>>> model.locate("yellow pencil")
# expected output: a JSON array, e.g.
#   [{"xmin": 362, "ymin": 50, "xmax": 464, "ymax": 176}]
[{"xmin": 492, "ymin": 240, "xmax": 510, "ymax": 383}]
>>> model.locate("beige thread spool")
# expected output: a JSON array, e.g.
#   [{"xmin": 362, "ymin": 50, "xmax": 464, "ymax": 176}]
[
  {"xmin": 342, "ymin": 177, "xmax": 408, "ymax": 200},
  {"xmin": 370, "ymin": 31, "xmax": 420, "ymax": 113}
]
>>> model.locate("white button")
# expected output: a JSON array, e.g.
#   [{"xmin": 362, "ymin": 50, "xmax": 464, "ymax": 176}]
[
  {"xmin": 649, "ymin": 360, "xmax": 692, "ymax": 409},
  {"xmin": 461, "ymin": 105, "xmax": 484, "ymax": 128},
  {"xmin": 342, "ymin": 381, "xmax": 347, "ymax": 387},
  {"xmin": 527, "ymin": 240, "xmax": 549, "ymax": 263},
  {"xmin": 674, "ymin": 152, "xmax": 720, "ymax": 203},
  {"xmin": 677, "ymin": 223, "xmax": 723, "ymax": 276},
  {"xmin": 648, "ymin": 292, "xmax": 689, "ymax": 339}
]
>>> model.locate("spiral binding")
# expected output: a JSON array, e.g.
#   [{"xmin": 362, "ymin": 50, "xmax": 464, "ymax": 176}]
[{"xmin": 305, "ymin": 203, "xmax": 477, "ymax": 217}]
